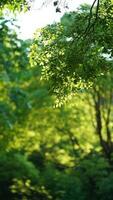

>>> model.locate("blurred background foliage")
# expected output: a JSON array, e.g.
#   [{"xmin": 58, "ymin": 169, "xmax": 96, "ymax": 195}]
[{"xmin": 1, "ymin": 1, "xmax": 113, "ymax": 200}]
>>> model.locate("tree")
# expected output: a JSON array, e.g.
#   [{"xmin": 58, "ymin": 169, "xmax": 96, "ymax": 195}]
[
  {"xmin": 30, "ymin": 3, "xmax": 113, "ymax": 99},
  {"xmin": 29, "ymin": 3, "xmax": 113, "ymax": 163},
  {"xmin": 87, "ymin": 72, "xmax": 113, "ymax": 162},
  {"xmin": 0, "ymin": 0, "xmax": 34, "ymax": 11}
]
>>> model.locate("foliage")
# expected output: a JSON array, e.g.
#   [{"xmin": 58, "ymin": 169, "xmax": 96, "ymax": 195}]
[
  {"xmin": 0, "ymin": 17, "xmax": 31, "ymax": 150},
  {"xmin": 30, "ymin": 2, "xmax": 113, "ymax": 99},
  {"xmin": 0, "ymin": 151, "xmax": 39, "ymax": 199},
  {"xmin": 1, "ymin": 2, "xmax": 113, "ymax": 200},
  {"xmin": 0, "ymin": 0, "xmax": 34, "ymax": 11}
]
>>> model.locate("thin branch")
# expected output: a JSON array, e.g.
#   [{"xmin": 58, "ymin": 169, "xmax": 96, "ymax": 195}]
[
  {"xmin": 83, "ymin": 0, "xmax": 100, "ymax": 37},
  {"xmin": 84, "ymin": 0, "xmax": 97, "ymax": 34}
]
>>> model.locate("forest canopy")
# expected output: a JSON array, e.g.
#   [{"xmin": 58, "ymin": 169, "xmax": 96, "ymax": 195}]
[
  {"xmin": 1, "ymin": 1, "xmax": 113, "ymax": 200},
  {"xmin": 30, "ymin": 1, "xmax": 113, "ymax": 98}
]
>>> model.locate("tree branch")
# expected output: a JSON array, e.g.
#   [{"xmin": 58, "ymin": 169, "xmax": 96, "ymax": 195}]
[{"xmin": 84, "ymin": 0, "xmax": 100, "ymax": 37}]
